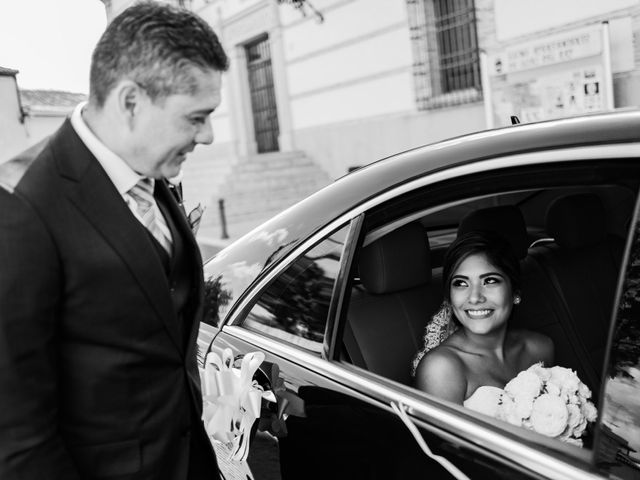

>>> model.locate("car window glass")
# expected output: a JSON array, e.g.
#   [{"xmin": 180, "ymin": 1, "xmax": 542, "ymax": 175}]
[
  {"xmin": 342, "ymin": 162, "xmax": 640, "ymax": 457},
  {"xmin": 239, "ymin": 224, "xmax": 349, "ymax": 354},
  {"xmin": 595, "ymin": 194, "xmax": 640, "ymax": 479}
]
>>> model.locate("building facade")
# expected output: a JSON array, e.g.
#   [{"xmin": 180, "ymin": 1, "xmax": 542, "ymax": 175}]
[
  {"xmin": 100, "ymin": 0, "xmax": 640, "ymax": 239},
  {"xmin": 0, "ymin": 68, "xmax": 85, "ymax": 164},
  {"xmin": 0, "ymin": 67, "xmax": 29, "ymax": 162}
]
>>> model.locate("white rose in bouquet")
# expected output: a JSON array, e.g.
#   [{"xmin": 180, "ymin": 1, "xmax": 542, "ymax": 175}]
[
  {"xmin": 565, "ymin": 404, "xmax": 583, "ymax": 431},
  {"xmin": 504, "ymin": 369, "xmax": 543, "ymax": 399},
  {"xmin": 530, "ymin": 394, "xmax": 569, "ymax": 437},
  {"xmin": 529, "ymin": 362, "xmax": 551, "ymax": 382},
  {"xmin": 503, "ymin": 369, "xmax": 543, "ymax": 421},
  {"xmin": 549, "ymin": 366, "xmax": 580, "ymax": 393}
]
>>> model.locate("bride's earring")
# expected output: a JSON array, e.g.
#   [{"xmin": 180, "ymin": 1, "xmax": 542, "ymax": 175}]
[{"xmin": 514, "ymin": 295, "xmax": 521, "ymax": 305}]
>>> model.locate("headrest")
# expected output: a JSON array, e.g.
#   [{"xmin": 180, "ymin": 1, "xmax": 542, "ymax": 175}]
[
  {"xmin": 546, "ymin": 193, "xmax": 607, "ymax": 249},
  {"xmin": 359, "ymin": 222, "xmax": 431, "ymax": 294},
  {"xmin": 458, "ymin": 205, "xmax": 529, "ymax": 259}
]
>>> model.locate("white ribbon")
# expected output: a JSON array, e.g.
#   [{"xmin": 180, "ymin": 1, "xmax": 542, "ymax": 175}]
[
  {"xmin": 390, "ymin": 402, "xmax": 470, "ymax": 480},
  {"xmin": 201, "ymin": 348, "xmax": 265, "ymax": 461}
]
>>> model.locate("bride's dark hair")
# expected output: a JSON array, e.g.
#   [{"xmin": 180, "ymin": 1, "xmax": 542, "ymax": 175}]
[{"xmin": 442, "ymin": 230, "xmax": 521, "ymax": 303}]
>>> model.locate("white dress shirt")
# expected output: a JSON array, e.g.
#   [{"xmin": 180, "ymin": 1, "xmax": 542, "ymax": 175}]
[{"xmin": 70, "ymin": 102, "xmax": 172, "ymax": 243}]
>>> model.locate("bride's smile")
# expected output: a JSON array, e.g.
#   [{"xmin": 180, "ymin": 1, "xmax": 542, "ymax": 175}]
[{"xmin": 465, "ymin": 309, "xmax": 493, "ymax": 318}]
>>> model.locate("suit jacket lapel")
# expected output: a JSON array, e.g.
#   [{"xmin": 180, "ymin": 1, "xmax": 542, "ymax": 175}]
[
  {"xmin": 155, "ymin": 180, "xmax": 205, "ymax": 356},
  {"xmin": 52, "ymin": 121, "xmax": 184, "ymax": 354}
]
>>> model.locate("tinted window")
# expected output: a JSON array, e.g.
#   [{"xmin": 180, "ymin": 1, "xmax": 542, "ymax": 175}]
[
  {"xmin": 596, "ymin": 195, "xmax": 640, "ymax": 478},
  {"xmin": 239, "ymin": 225, "xmax": 349, "ymax": 353}
]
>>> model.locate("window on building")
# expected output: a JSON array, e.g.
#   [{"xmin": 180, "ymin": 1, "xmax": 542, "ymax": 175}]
[{"xmin": 407, "ymin": 0, "xmax": 482, "ymax": 109}]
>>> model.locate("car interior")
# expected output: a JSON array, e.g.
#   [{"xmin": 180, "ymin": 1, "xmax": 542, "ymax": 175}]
[{"xmin": 341, "ymin": 168, "xmax": 639, "ymax": 404}]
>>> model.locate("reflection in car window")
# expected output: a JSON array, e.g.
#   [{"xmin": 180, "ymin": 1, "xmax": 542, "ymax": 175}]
[
  {"xmin": 240, "ymin": 225, "xmax": 349, "ymax": 353},
  {"xmin": 202, "ymin": 225, "xmax": 297, "ymax": 327},
  {"xmin": 596, "ymin": 196, "xmax": 640, "ymax": 479}
]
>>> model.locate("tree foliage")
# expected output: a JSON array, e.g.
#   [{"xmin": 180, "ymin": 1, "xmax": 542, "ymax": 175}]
[{"xmin": 277, "ymin": 0, "xmax": 324, "ymax": 23}]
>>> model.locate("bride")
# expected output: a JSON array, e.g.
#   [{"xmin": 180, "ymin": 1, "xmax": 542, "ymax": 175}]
[{"xmin": 412, "ymin": 230, "xmax": 554, "ymax": 414}]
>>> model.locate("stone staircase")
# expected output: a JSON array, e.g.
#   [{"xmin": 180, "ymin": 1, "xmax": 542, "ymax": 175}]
[{"xmin": 198, "ymin": 151, "xmax": 332, "ymax": 240}]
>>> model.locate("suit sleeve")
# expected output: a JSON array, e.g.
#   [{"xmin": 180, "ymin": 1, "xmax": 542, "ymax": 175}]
[{"xmin": 0, "ymin": 188, "xmax": 80, "ymax": 479}]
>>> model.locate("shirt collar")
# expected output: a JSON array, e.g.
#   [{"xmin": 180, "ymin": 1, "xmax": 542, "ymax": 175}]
[{"xmin": 70, "ymin": 101, "xmax": 148, "ymax": 195}]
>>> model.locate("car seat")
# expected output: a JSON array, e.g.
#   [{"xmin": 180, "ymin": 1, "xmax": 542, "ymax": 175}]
[
  {"xmin": 530, "ymin": 193, "xmax": 625, "ymax": 391},
  {"xmin": 345, "ymin": 222, "xmax": 443, "ymax": 385}
]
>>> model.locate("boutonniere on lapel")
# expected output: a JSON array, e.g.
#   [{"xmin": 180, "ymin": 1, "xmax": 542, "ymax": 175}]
[
  {"xmin": 186, "ymin": 203, "xmax": 205, "ymax": 236},
  {"xmin": 166, "ymin": 172, "xmax": 205, "ymax": 236}
]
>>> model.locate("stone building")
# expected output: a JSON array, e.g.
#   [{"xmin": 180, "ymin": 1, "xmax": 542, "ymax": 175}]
[
  {"xmin": 19, "ymin": 89, "xmax": 88, "ymax": 147},
  {"xmin": 0, "ymin": 67, "xmax": 29, "ymax": 162},
  {"xmin": 99, "ymin": 0, "xmax": 640, "ymax": 240},
  {"xmin": 0, "ymin": 67, "xmax": 86, "ymax": 164}
]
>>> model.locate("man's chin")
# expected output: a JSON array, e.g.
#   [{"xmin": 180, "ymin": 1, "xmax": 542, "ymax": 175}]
[{"xmin": 162, "ymin": 164, "xmax": 184, "ymax": 181}]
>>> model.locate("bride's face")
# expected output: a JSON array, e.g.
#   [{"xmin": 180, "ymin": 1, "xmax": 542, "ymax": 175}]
[{"xmin": 449, "ymin": 252, "xmax": 514, "ymax": 335}]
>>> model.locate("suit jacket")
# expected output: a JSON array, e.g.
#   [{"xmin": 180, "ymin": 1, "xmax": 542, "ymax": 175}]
[{"xmin": 0, "ymin": 120, "xmax": 218, "ymax": 480}]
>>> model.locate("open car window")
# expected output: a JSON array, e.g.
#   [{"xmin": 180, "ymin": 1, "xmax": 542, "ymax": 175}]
[{"xmin": 340, "ymin": 158, "xmax": 640, "ymax": 461}]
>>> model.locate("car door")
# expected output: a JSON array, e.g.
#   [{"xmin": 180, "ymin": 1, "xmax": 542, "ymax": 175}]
[
  {"xmin": 207, "ymin": 217, "xmax": 482, "ymax": 479},
  {"xmin": 206, "ymin": 151, "xmax": 640, "ymax": 479}
]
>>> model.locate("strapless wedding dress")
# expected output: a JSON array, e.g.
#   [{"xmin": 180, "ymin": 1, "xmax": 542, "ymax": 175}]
[{"xmin": 463, "ymin": 386, "xmax": 504, "ymax": 417}]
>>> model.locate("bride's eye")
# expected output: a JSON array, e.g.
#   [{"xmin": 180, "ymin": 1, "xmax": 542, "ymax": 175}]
[
  {"xmin": 484, "ymin": 276, "xmax": 502, "ymax": 285},
  {"xmin": 451, "ymin": 279, "xmax": 468, "ymax": 288}
]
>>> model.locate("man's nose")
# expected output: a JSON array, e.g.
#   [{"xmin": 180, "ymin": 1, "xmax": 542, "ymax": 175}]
[{"xmin": 195, "ymin": 116, "xmax": 214, "ymax": 145}]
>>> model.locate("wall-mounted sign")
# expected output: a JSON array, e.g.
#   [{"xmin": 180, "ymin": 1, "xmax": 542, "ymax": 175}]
[{"xmin": 482, "ymin": 23, "xmax": 614, "ymax": 128}]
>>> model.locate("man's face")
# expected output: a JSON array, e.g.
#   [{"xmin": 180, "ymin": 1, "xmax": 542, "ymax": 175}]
[{"xmin": 131, "ymin": 67, "xmax": 222, "ymax": 179}]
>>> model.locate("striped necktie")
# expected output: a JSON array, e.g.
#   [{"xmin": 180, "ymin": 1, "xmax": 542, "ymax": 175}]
[{"xmin": 128, "ymin": 178, "xmax": 173, "ymax": 255}]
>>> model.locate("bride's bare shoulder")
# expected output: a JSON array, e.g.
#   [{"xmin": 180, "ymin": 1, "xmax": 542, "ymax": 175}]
[{"xmin": 414, "ymin": 345, "xmax": 467, "ymax": 400}]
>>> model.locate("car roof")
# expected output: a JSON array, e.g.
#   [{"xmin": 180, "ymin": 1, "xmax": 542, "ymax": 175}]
[{"xmin": 336, "ymin": 109, "xmax": 640, "ymax": 199}]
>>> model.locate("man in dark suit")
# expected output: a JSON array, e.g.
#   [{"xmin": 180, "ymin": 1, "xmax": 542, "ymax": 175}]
[{"xmin": 0, "ymin": 3, "xmax": 228, "ymax": 479}]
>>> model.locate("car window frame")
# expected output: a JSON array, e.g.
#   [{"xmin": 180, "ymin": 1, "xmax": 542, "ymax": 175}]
[{"xmin": 324, "ymin": 147, "xmax": 640, "ymax": 474}]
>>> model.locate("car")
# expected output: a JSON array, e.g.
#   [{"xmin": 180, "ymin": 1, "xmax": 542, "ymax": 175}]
[{"xmin": 197, "ymin": 110, "xmax": 640, "ymax": 480}]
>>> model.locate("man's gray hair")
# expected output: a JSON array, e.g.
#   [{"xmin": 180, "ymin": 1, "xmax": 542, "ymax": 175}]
[{"xmin": 89, "ymin": 1, "xmax": 229, "ymax": 107}]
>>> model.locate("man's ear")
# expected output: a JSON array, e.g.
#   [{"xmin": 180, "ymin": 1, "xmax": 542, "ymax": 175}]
[{"xmin": 114, "ymin": 80, "xmax": 144, "ymax": 127}]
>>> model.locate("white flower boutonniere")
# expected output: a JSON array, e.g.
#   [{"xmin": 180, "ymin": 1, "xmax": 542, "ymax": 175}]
[{"xmin": 166, "ymin": 172, "xmax": 205, "ymax": 235}]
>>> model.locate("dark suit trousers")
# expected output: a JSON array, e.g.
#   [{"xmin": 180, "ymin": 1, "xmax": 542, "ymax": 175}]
[{"xmin": 187, "ymin": 426, "xmax": 220, "ymax": 480}]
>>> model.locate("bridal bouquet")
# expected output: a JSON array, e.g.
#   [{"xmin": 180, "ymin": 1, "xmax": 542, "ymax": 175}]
[{"xmin": 497, "ymin": 363, "xmax": 598, "ymax": 446}]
